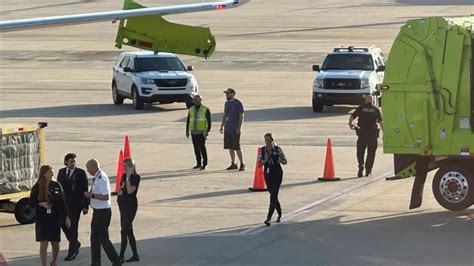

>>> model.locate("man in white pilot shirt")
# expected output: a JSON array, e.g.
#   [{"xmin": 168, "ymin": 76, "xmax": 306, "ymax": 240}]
[{"xmin": 84, "ymin": 159, "xmax": 121, "ymax": 266}]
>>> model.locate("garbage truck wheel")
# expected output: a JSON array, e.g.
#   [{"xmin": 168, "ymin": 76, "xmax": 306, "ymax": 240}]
[
  {"xmin": 432, "ymin": 164, "xmax": 473, "ymax": 211},
  {"xmin": 14, "ymin": 198, "xmax": 35, "ymax": 224}
]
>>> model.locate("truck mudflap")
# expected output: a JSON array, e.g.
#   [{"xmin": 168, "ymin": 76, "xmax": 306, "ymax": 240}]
[
  {"xmin": 409, "ymin": 156, "xmax": 431, "ymax": 209},
  {"xmin": 115, "ymin": 0, "xmax": 216, "ymax": 58}
]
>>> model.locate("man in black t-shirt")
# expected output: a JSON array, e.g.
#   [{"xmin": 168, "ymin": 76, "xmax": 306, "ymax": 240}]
[{"xmin": 348, "ymin": 96, "xmax": 384, "ymax": 177}]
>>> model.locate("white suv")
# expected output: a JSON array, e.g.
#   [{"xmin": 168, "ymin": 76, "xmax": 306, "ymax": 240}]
[
  {"xmin": 112, "ymin": 51, "xmax": 198, "ymax": 109},
  {"xmin": 311, "ymin": 46, "xmax": 385, "ymax": 112}
]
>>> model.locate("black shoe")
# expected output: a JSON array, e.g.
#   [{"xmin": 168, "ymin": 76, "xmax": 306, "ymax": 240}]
[
  {"xmin": 357, "ymin": 167, "xmax": 364, "ymax": 178},
  {"xmin": 119, "ymin": 257, "xmax": 125, "ymax": 264},
  {"xmin": 365, "ymin": 170, "xmax": 372, "ymax": 177},
  {"xmin": 239, "ymin": 163, "xmax": 246, "ymax": 171},
  {"xmin": 193, "ymin": 165, "xmax": 202, "ymax": 169},
  {"xmin": 276, "ymin": 216, "xmax": 281, "ymax": 223},
  {"xmin": 64, "ymin": 254, "xmax": 76, "ymax": 261},
  {"xmin": 226, "ymin": 163, "xmax": 238, "ymax": 170},
  {"xmin": 200, "ymin": 165, "xmax": 206, "ymax": 170},
  {"xmin": 126, "ymin": 255, "xmax": 140, "ymax": 262},
  {"xmin": 264, "ymin": 220, "xmax": 271, "ymax": 226},
  {"xmin": 75, "ymin": 241, "xmax": 81, "ymax": 255}
]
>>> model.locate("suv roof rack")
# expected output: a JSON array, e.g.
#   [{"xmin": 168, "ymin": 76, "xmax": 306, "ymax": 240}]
[{"xmin": 333, "ymin": 45, "xmax": 376, "ymax": 52}]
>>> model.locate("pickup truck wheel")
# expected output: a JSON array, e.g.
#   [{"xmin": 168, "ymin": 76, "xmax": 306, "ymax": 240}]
[
  {"xmin": 14, "ymin": 198, "xmax": 35, "ymax": 224},
  {"xmin": 132, "ymin": 87, "xmax": 144, "ymax": 110},
  {"xmin": 112, "ymin": 83, "xmax": 124, "ymax": 105},
  {"xmin": 432, "ymin": 164, "xmax": 473, "ymax": 211},
  {"xmin": 312, "ymin": 99, "xmax": 324, "ymax": 112}
]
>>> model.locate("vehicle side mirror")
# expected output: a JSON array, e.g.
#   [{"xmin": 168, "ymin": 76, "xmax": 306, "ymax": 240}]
[
  {"xmin": 123, "ymin": 67, "xmax": 132, "ymax": 72},
  {"xmin": 376, "ymin": 65, "xmax": 385, "ymax": 72},
  {"xmin": 312, "ymin": 65, "xmax": 320, "ymax": 72},
  {"xmin": 187, "ymin": 66, "xmax": 194, "ymax": 71}
]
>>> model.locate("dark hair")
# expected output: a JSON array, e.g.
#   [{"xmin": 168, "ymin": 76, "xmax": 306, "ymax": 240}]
[{"xmin": 64, "ymin": 153, "xmax": 77, "ymax": 165}]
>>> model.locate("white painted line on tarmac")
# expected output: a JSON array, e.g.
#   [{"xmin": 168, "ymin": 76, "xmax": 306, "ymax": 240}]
[
  {"xmin": 169, "ymin": 171, "xmax": 394, "ymax": 238},
  {"xmin": 239, "ymin": 171, "xmax": 393, "ymax": 236}
]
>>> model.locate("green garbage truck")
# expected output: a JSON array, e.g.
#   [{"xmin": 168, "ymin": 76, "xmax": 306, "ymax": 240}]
[{"xmin": 381, "ymin": 16, "xmax": 473, "ymax": 211}]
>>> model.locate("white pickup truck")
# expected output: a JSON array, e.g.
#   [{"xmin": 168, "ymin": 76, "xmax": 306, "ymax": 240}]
[{"xmin": 312, "ymin": 46, "xmax": 385, "ymax": 112}]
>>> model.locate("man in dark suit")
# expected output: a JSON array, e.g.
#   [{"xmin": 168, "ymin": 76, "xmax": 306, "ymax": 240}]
[{"xmin": 58, "ymin": 153, "xmax": 89, "ymax": 261}]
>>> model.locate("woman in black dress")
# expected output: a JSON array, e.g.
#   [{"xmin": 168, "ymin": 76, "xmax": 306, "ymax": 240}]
[
  {"xmin": 30, "ymin": 165, "xmax": 70, "ymax": 266},
  {"xmin": 259, "ymin": 133, "xmax": 287, "ymax": 226},
  {"xmin": 118, "ymin": 158, "xmax": 141, "ymax": 263}
]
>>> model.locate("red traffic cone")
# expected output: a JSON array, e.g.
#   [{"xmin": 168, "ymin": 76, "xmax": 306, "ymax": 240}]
[
  {"xmin": 249, "ymin": 147, "xmax": 267, "ymax": 191},
  {"xmin": 112, "ymin": 150, "xmax": 124, "ymax": 196},
  {"xmin": 318, "ymin": 139, "xmax": 341, "ymax": 181},
  {"xmin": 124, "ymin": 135, "xmax": 131, "ymax": 159},
  {"xmin": 0, "ymin": 252, "xmax": 6, "ymax": 266}
]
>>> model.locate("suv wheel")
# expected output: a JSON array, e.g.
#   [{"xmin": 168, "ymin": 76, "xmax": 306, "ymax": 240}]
[
  {"xmin": 132, "ymin": 87, "xmax": 144, "ymax": 110},
  {"xmin": 312, "ymin": 99, "xmax": 324, "ymax": 112},
  {"xmin": 112, "ymin": 82, "xmax": 124, "ymax": 105},
  {"xmin": 185, "ymin": 100, "xmax": 194, "ymax": 109}
]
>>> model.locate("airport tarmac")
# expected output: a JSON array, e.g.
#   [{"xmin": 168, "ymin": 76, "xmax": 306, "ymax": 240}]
[{"xmin": 0, "ymin": 0, "xmax": 473, "ymax": 265}]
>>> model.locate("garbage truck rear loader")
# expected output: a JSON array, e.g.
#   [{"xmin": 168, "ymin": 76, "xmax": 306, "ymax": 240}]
[{"xmin": 381, "ymin": 16, "xmax": 473, "ymax": 211}]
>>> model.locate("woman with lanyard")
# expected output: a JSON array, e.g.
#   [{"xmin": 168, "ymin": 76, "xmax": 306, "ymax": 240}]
[
  {"xmin": 259, "ymin": 133, "xmax": 287, "ymax": 226},
  {"xmin": 117, "ymin": 158, "xmax": 141, "ymax": 263},
  {"xmin": 30, "ymin": 165, "xmax": 71, "ymax": 266}
]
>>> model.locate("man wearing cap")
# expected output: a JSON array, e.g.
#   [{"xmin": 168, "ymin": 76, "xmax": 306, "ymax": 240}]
[
  {"xmin": 220, "ymin": 88, "xmax": 246, "ymax": 171},
  {"xmin": 186, "ymin": 95, "xmax": 212, "ymax": 170}
]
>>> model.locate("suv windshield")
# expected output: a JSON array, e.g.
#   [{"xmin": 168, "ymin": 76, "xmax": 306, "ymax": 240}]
[
  {"xmin": 134, "ymin": 57, "xmax": 186, "ymax": 72},
  {"xmin": 321, "ymin": 54, "xmax": 374, "ymax": 71}
]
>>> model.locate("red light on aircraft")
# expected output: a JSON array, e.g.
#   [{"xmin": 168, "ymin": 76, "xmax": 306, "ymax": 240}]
[{"xmin": 215, "ymin": 5, "xmax": 225, "ymax": 10}]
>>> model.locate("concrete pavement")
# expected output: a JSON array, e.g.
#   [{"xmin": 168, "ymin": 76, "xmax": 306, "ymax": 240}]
[{"xmin": 0, "ymin": 0, "xmax": 473, "ymax": 265}]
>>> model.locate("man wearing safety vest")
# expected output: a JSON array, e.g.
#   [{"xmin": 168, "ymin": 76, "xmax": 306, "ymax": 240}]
[{"xmin": 186, "ymin": 95, "xmax": 212, "ymax": 170}]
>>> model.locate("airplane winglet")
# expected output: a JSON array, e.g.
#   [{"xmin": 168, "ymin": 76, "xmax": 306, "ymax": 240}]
[{"xmin": 115, "ymin": 0, "xmax": 217, "ymax": 58}]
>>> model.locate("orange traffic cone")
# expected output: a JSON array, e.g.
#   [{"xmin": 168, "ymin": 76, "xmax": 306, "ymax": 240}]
[
  {"xmin": 112, "ymin": 150, "xmax": 124, "ymax": 196},
  {"xmin": 0, "ymin": 252, "xmax": 6, "ymax": 266},
  {"xmin": 318, "ymin": 138, "xmax": 341, "ymax": 181},
  {"xmin": 249, "ymin": 147, "xmax": 267, "ymax": 191},
  {"xmin": 124, "ymin": 135, "xmax": 131, "ymax": 159}
]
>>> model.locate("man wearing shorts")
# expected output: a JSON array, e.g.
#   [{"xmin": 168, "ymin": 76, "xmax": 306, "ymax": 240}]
[{"xmin": 219, "ymin": 88, "xmax": 246, "ymax": 171}]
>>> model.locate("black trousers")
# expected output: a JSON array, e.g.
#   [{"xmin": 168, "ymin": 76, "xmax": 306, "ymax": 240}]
[
  {"xmin": 264, "ymin": 169, "xmax": 283, "ymax": 221},
  {"xmin": 90, "ymin": 208, "xmax": 120, "ymax": 266},
  {"xmin": 118, "ymin": 199, "xmax": 138, "ymax": 257},
  {"xmin": 191, "ymin": 133, "xmax": 207, "ymax": 166},
  {"xmin": 356, "ymin": 131, "xmax": 378, "ymax": 171},
  {"xmin": 61, "ymin": 208, "xmax": 81, "ymax": 256}
]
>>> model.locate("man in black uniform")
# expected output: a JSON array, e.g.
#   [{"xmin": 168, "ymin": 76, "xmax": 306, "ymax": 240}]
[
  {"xmin": 348, "ymin": 96, "xmax": 384, "ymax": 177},
  {"xmin": 57, "ymin": 153, "xmax": 89, "ymax": 261}
]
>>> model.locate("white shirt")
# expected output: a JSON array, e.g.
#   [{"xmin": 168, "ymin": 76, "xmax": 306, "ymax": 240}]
[
  {"xmin": 90, "ymin": 170, "xmax": 111, "ymax": 209},
  {"xmin": 66, "ymin": 168, "xmax": 75, "ymax": 179}
]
